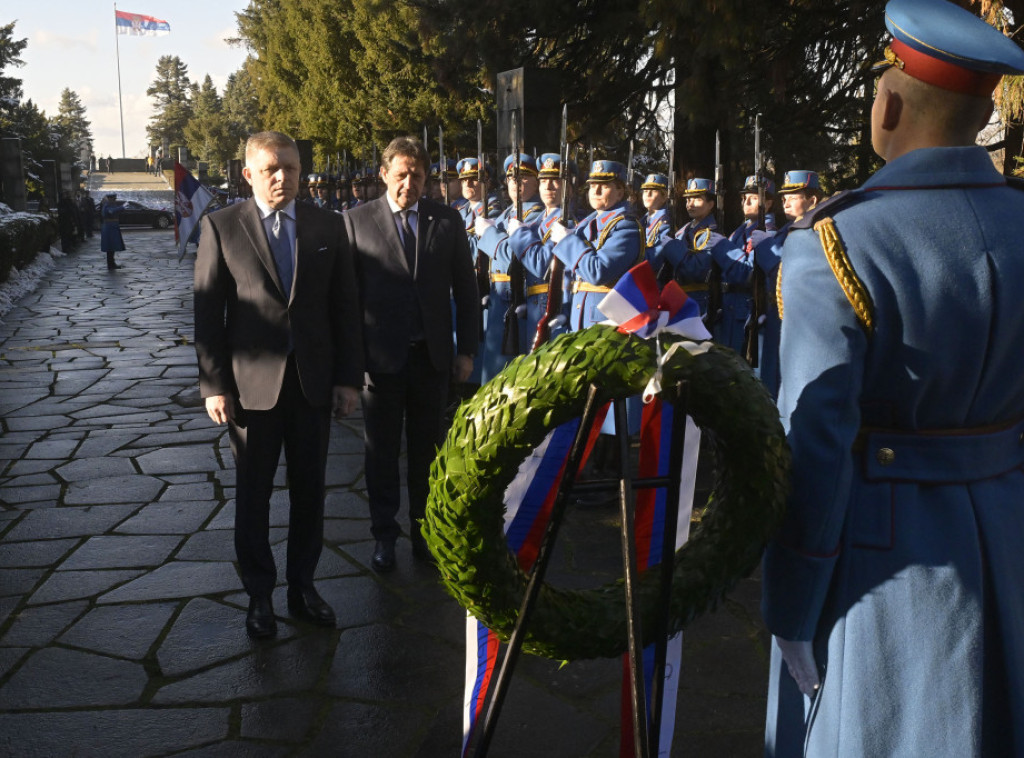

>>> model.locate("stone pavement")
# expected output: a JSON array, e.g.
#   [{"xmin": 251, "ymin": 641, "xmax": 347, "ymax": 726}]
[{"xmin": 0, "ymin": 227, "xmax": 771, "ymax": 756}]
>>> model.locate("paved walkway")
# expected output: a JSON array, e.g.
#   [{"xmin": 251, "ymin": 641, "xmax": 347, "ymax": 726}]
[{"xmin": 0, "ymin": 228, "xmax": 770, "ymax": 756}]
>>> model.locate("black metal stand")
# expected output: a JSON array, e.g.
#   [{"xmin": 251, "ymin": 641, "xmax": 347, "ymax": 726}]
[{"xmin": 473, "ymin": 381, "xmax": 691, "ymax": 758}]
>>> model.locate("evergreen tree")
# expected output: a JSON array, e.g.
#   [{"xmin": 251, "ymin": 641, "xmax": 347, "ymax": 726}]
[
  {"xmin": 222, "ymin": 61, "xmax": 262, "ymax": 154},
  {"xmin": 0, "ymin": 21, "xmax": 28, "ymax": 139},
  {"xmin": 146, "ymin": 55, "xmax": 194, "ymax": 149},
  {"xmin": 184, "ymin": 75, "xmax": 234, "ymax": 173},
  {"xmin": 50, "ymin": 88, "xmax": 93, "ymax": 168}
]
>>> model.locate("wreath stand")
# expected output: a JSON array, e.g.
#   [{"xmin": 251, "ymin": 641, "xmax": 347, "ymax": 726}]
[{"xmin": 474, "ymin": 380, "xmax": 692, "ymax": 758}]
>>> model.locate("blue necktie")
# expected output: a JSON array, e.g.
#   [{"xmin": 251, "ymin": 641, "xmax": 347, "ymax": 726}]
[
  {"xmin": 270, "ymin": 210, "xmax": 293, "ymax": 296},
  {"xmin": 399, "ymin": 209, "xmax": 416, "ymax": 273}
]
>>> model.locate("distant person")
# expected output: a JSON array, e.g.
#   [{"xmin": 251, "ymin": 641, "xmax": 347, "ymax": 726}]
[
  {"xmin": 99, "ymin": 193, "xmax": 125, "ymax": 270},
  {"xmin": 78, "ymin": 193, "xmax": 95, "ymax": 238},
  {"xmin": 57, "ymin": 194, "xmax": 79, "ymax": 251},
  {"xmin": 105, "ymin": 156, "xmax": 112, "ymax": 173}
]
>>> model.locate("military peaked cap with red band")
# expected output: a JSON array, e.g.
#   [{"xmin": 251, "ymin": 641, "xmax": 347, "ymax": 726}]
[{"xmin": 875, "ymin": 0, "xmax": 1024, "ymax": 96}]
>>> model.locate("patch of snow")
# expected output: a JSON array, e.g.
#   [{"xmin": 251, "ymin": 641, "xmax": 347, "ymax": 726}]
[{"xmin": 0, "ymin": 247, "xmax": 64, "ymax": 320}]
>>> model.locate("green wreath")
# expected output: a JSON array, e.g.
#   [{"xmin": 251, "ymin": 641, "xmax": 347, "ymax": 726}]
[{"xmin": 422, "ymin": 325, "xmax": 789, "ymax": 660}]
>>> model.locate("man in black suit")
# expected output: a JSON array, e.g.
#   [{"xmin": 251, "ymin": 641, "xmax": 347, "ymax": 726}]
[
  {"xmin": 344, "ymin": 136, "xmax": 478, "ymax": 571},
  {"xmin": 194, "ymin": 131, "xmax": 363, "ymax": 638}
]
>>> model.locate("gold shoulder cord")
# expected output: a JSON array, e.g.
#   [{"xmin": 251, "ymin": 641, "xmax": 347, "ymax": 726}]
[
  {"xmin": 776, "ymin": 260, "xmax": 784, "ymax": 321},
  {"xmin": 812, "ymin": 217, "xmax": 874, "ymax": 334}
]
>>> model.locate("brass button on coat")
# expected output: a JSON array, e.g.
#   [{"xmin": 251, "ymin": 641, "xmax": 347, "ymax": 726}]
[{"xmin": 876, "ymin": 447, "xmax": 896, "ymax": 466}]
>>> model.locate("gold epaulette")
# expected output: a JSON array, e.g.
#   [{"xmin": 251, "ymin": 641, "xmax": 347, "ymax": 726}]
[{"xmin": 813, "ymin": 217, "xmax": 874, "ymax": 334}]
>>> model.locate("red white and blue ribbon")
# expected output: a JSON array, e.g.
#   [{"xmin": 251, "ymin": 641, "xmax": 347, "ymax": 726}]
[
  {"xmin": 462, "ymin": 262, "xmax": 708, "ymax": 755},
  {"xmin": 462, "ymin": 410, "xmax": 608, "ymax": 755}
]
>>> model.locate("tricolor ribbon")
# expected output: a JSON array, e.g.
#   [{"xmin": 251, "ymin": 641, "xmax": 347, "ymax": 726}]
[{"xmin": 597, "ymin": 261, "xmax": 711, "ymax": 403}]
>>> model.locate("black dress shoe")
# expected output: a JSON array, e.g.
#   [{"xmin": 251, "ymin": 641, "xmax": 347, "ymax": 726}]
[
  {"xmin": 287, "ymin": 586, "xmax": 336, "ymax": 627},
  {"xmin": 246, "ymin": 596, "xmax": 277, "ymax": 639},
  {"xmin": 371, "ymin": 540, "xmax": 396, "ymax": 573},
  {"xmin": 410, "ymin": 530, "xmax": 434, "ymax": 564}
]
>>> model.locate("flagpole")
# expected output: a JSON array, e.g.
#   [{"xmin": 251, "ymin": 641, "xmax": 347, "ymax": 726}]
[{"xmin": 114, "ymin": 2, "xmax": 126, "ymax": 158}]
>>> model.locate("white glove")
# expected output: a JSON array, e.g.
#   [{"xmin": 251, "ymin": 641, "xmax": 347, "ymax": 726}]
[
  {"xmin": 474, "ymin": 217, "xmax": 496, "ymax": 237},
  {"xmin": 506, "ymin": 218, "xmax": 522, "ymax": 235},
  {"xmin": 775, "ymin": 637, "xmax": 820, "ymax": 697},
  {"xmin": 549, "ymin": 222, "xmax": 569, "ymax": 244}
]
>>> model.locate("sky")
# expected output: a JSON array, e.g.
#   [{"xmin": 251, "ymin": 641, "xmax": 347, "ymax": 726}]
[{"xmin": 10, "ymin": 1, "xmax": 250, "ymax": 159}]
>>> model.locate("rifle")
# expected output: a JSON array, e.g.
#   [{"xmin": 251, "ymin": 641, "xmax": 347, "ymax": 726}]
[
  {"xmin": 744, "ymin": 114, "xmax": 767, "ymax": 367},
  {"xmin": 502, "ymin": 110, "xmax": 525, "ymax": 356},
  {"xmin": 667, "ymin": 131, "xmax": 676, "ymax": 230},
  {"xmin": 475, "ymin": 119, "xmax": 490, "ymax": 340},
  {"xmin": 704, "ymin": 130, "xmax": 724, "ymax": 330},
  {"xmin": 626, "ymin": 138, "xmax": 635, "ymax": 211},
  {"xmin": 531, "ymin": 104, "xmax": 569, "ymax": 352},
  {"xmin": 439, "ymin": 126, "xmax": 448, "ymax": 205}
]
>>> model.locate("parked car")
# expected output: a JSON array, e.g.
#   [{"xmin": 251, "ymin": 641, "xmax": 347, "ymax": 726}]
[{"xmin": 93, "ymin": 200, "xmax": 173, "ymax": 229}]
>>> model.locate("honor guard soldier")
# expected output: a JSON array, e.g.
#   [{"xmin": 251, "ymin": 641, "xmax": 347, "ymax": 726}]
[
  {"xmin": 711, "ymin": 175, "xmax": 778, "ymax": 352},
  {"xmin": 456, "ymin": 157, "xmax": 503, "ymax": 385},
  {"xmin": 762, "ymin": 1, "xmax": 1024, "ymax": 755},
  {"xmin": 347, "ymin": 172, "xmax": 366, "ymax": 210},
  {"xmin": 657, "ymin": 178, "xmax": 742, "ymax": 320},
  {"xmin": 314, "ymin": 175, "xmax": 330, "ymax": 209},
  {"xmin": 508, "ymin": 152, "xmax": 576, "ymax": 347},
  {"xmin": 474, "ymin": 153, "xmax": 544, "ymax": 380},
  {"xmin": 752, "ymin": 170, "xmax": 821, "ymax": 398},
  {"xmin": 641, "ymin": 173, "xmax": 674, "ymax": 248},
  {"xmin": 548, "ymin": 159, "xmax": 644, "ymax": 434},
  {"xmin": 442, "ymin": 158, "xmax": 464, "ymax": 210},
  {"xmin": 302, "ymin": 173, "xmax": 319, "ymax": 205}
]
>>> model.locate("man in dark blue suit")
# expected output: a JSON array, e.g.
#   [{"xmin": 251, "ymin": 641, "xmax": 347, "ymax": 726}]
[{"xmin": 344, "ymin": 136, "xmax": 479, "ymax": 572}]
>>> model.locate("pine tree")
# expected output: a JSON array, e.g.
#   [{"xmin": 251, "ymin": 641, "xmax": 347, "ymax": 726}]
[
  {"xmin": 50, "ymin": 88, "xmax": 93, "ymax": 168},
  {"xmin": 184, "ymin": 75, "xmax": 234, "ymax": 174},
  {"xmin": 146, "ymin": 55, "xmax": 194, "ymax": 150}
]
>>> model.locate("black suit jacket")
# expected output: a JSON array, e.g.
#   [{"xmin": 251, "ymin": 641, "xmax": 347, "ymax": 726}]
[
  {"xmin": 344, "ymin": 196, "xmax": 478, "ymax": 374},
  {"xmin": 194, "ymin": 199, "xmax": 363, "ymax": 410}
]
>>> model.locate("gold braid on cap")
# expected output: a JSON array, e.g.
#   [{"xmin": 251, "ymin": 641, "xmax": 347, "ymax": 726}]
[{"xmin": 813, "ymin": 217, "xmax": 874, "ymax": 334}]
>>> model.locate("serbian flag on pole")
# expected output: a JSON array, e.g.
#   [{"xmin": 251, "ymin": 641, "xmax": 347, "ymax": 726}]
[
  {"xmin": 115, "ymin": 9, "xmax": 171, "ymax": 36},
  {"xmin": 174, "ymin": 162, "xmax": 216, "ymax": 259}
]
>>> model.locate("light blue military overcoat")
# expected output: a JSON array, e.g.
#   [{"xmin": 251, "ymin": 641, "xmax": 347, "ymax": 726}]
[
  {"xmin": 477, "ymin": 199, "xmax": 543, "ymax": 381},
  {"xmin": 763, "ymin": 146, "xmax": 1024, "ymax": 757}
]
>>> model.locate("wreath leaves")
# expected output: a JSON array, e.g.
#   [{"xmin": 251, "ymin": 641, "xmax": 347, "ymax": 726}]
[{"xmin": 423, "ymin": 325, "xmax": 789, "ymax": 660}]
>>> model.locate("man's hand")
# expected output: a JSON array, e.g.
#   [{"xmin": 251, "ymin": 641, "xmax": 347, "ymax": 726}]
[
  {"xmin": 332, "ymin": 385, "xmax": 360, "ymax": 421},
  {"xmin": 506, "ymin": 218, "xmax": 522, "ymax": 235},
  {"xmin": 452, "ymin": 354, "xmax": 473, "ymax": 383},
  {"xmin": 205, "ymin": 394, "xmax": 235, "ymax": 425},
  {"xmin": 474, "ymin": 217, "xmax": 496, "ymax": 237},
  {"xmin": 549, "ymin": 222, "xmax": 569, "ymax": 244},
  {"xmin": 775, "ymin": 637, "xmax": 820, "ymax": 697}
]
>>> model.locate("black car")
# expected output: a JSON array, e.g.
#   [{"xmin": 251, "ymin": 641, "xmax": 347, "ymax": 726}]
[{"xmin": 93, "ymin": 200, "xmax": 174, "ymax": 229}]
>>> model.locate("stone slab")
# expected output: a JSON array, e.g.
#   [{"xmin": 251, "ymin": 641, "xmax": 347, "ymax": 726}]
[
  {"xmin": 240, "ymin": 696, "xmax": 321, "ymax": 742},
  {"xmin": 29, "ymin": 569, "xmax": 144, "ymax": 604},
  {"xmin": 55, "ymin": 456, "xmax": 136, "ymax": 482},
  {"xmin": 0, "ymin": 647, "xmax": 147, "ymax": 708},
  {"xmin": 0, "ymin": 538, "xmax": 79, "ymax": 567},
  {"xmin": 60, "ymin": 534, "xmax": 182, "ymax": 570},
  {"xmin": 135, "ymin": 445, "xmax": 220, "ymax": 476},
  {"xmin": 59, "ymin": 602, "xmax": 177, "ymax": 659},
  {"xmin": 153, "ymin": 633, "xmax": 333, "ymax": 704},
  {"xmin": 99, "ymin": 561, "xmax": 239, "ymax": 603},
  {"xmin": 0, "ymin": 708, "xmax": 228, "ymax": 757},
  {"xmin": 63, "ymin": 475, "xmax": 164, "ymax": 505},
  {"xmin": 115, "ymin": 501, "xmax": 216, "ymax": 534},
  {"xmin": 0, "ymin": 600, "xmax": 89, "ymax": 647},
  {"xmin": 0, "ymin": 504, "xmax": 138, "ymax": 541}
]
